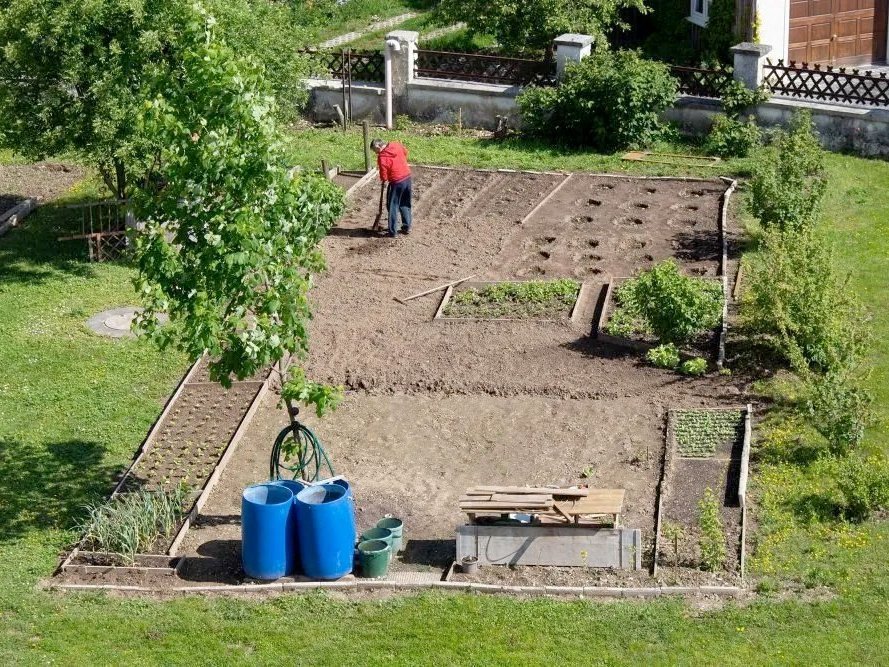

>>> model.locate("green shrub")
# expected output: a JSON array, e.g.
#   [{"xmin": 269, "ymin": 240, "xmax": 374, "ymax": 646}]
[
  {"xmin": 743, "ymin": 227, "xmax": 870, "ymax": 376},
  {"xmin": 622, "ymin": 260, "xmax": 723, "ymax": 344},
  {"xmin": 517, "ymin": 50, "xmax": 678, "ymax": 151},
  {"xmin": 720, "ymin": 80, "xmax": 770, "ymax": 118},
  {"xmin": 680, "ymin": 357, "xmax": 708, "ymax": 376},
  {"xmin": 806, "ymin": 371, "xmax": 871, "ymax": 456},
  {"xmin": 697, "ymin": 487, "xmax": 727, "ymax": 571},
  {"xmin": 207, "ymin": 0, "xmax": 312, "ymax": 121},
  {"xmin": 701, "ymin": 0, "xmax": 737, "ymax": 63},
  {"xmin": 706, "ymin": 114, "xmax": 762, "ymax": 158},
  {"xmin": 835, "ymin": 455, "xmax": 889, "ymax": 522},
  {"xmin": 647, "ymin": 343, "xmax": 681, "ymax": 369},
  {"xmin": 749, "ymin": 110, "xmax": 827, "ymax": 232}
]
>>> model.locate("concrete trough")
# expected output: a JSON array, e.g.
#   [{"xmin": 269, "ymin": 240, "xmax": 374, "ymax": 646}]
[{"xmin": 456, "ymin": 524, "xmax": 642, "ymax": 570}]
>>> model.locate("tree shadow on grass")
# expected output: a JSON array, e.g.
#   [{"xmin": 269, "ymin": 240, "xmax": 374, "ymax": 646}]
[
  {"xmin": 0, "ymin": 200, "xmax": 100, "ymax": 286},
  {"xmin": 0, "ymin": 439, "xmax": 121, "ymax": 543}
]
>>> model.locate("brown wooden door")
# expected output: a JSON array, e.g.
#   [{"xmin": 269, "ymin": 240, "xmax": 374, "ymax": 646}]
[{"xmin": 789, "ymin": 0, "xmax": 888, "ymax": 65}]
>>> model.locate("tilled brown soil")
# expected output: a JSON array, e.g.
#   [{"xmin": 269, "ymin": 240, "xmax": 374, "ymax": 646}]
[
  {"xmin": 305, "ymin": 168, "xmax": 737, "ymax": 401},
  {"xmin": 169, "ymin": 167, "xmax": 747, "ymax": 588},
  {"xmin": 0, "ymin": 162, "xmax": 85, "ymax": 206}
]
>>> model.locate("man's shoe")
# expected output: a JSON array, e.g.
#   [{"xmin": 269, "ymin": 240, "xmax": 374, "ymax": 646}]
[{"xmin": 400, "ymin": 227, "xmax": 410, "ymax": 235}]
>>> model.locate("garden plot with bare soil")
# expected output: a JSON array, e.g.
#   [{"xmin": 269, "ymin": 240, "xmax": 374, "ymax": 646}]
[
  {"xmin": 84, "ymin": 167, "xmax": 745, "ymax": 590},
  {"xmin": 0, "ymin": 162, "xmax": 85, "ymax": 208},
  {"xmin": 305, "ymin": 167, "xmax": 736, "ymax": 400}
]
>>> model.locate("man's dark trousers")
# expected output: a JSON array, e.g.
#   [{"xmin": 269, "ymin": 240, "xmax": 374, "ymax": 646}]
[{"xmin": 387, "ymin": 176, "xmax": 412, "ymax": 237}]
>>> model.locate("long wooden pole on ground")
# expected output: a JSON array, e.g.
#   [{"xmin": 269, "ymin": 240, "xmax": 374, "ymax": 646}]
[{"xmin": 395, "ymin": 274, "xmax": 477, "ymax": 305}]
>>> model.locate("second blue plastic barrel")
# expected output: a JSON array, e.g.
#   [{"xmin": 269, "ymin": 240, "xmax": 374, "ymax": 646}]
[
  {"xmin": 295, "ymin": 484, "xmax": 356, "ymax": 579},
  {"xmin": 241, "ymin": 483, "xmax": 296, "ymax": 580}
]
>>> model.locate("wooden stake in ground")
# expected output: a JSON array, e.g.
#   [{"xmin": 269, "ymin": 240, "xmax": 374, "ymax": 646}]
[{"xmin": 395, "ymin": 274, "xmax": 477, "ymax": 305}]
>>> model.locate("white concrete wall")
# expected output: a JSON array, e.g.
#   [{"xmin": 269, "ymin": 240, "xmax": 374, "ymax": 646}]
[
  {"xmin": 406, "ymin": 79, "xmax": 522, "ymax": 130},
  {"xmin": 758, "ymin": 0, "xmax": 790, "ymax": 62},
  {"xmin": 305, "ymin": 77, "xmax": 889, "ymax": 158}
]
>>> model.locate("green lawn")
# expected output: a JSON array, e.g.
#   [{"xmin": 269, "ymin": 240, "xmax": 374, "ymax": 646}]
[
  {"xmin": 302, "ymin": 0, "xmax": 434, "ymax": 45},
  {"xmin": 2, "ymin": 136, "xmax": 889, "ymax": 664}
]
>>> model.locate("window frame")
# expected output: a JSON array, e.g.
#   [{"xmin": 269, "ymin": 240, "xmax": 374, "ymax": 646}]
[{"xmin": 688, "ymin": 0, "xmax": 711, "ymax": 27}]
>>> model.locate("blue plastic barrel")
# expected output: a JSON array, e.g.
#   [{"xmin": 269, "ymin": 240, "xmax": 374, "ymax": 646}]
[
  {"xmin": 295, "ymin": 484, "xmax": 356, "ymax": 579},
  {"xmin": 241, "ymin": 483, "xmax": 296, "ymax": 580},
  {"xmin": 269, "ymin": 479, "xmax": 306, "ymax": 569}
]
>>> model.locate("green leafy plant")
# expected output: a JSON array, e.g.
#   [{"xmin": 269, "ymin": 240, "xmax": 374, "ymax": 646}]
[
  {"xmin": 437, "ymin": 0, "xmax": 647, "ymax": 55},
  {"xmin": 720, "ymin": 80, "xmax": 770, "ymax": 118},
  {"xmin": 646, "ymin": 343, "xmax": 680, "ymax": 369},
  {"xmin": 701, "ymin": 0, "xmax": 738, "ymax": 63},
  {"xmin": 705, "ymin": 114, "xmax": 762, "ymax": 158},
  {"xmin": 661, "ymin": 521, "xmax": 685, "ymax": 567},
  {"xmin": 680, "ymin": 357, "xmax": 708, "ymax": 377},
  {"xmin": 697, "ymin": 487, "xmax": 727, "ymax": 571},
  {"xmin": 834, "ymin": 455, "xmax": 889, "ymax": 522},
  {"xmin": 444, "ymin": 279, "xmax": 579, "ymax": 319},
  {"xmin": 133, "ymin": 7, "xmax": 345, "ymax": 422},
  {"xmin": 281, "ymin": 368, "xmax": 343, "ymax": 419},
  {"xmin": 806, "ymin": 371, "xmax": 871, "ymax": 456},
  {"xmin": 743, "ymin": 227, "xmax": 870, "ymax": 376},
  {"xmin": 749, "ymin": 110, "xmax": 827, "ymax": 233},
  {"xmin": 674, "ymin": 409, "xmax": 743, "ymax": 458},
  {"xmin": 79, "ymin": 484, "xmax": 190, "ymax": 564},
  {"xmin": 0, "ymin": 0, "xmax": 310, "ymax": 198},
  {"xmin": 518, "ymin": 50, "xmax": 678, "ymax": 151},
  {"xmin": 618, "ymin": 260, "xmax": 723, "ymax": 344}
]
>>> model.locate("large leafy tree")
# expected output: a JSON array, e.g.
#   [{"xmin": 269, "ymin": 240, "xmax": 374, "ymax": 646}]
[
  {"xmin": 0, "ymin": 0, "xmax": 310, "ymax": 199},
  {"xmin": 133, "ymin": 6, "xmax": 345, "ymax": 414},
  {"xmin": 0, "ymin": 0, "xmax": 189, "ymax": 198},
  {"xmin": 438, "ymin": 0, "xmax": 648, "ymax": 55}
]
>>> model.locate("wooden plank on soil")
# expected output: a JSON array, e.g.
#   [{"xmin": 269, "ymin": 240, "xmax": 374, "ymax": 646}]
[
  {"xmin": 474, "ymin": 486, "xmax": 588, "ymax": 497},
  {"xmin": 490, "ymin": 493, "xmax": 550, "ymax": 503},
  {"xmin": 459, "ymin": 500, "xmax": 553, "ymax": 510}
]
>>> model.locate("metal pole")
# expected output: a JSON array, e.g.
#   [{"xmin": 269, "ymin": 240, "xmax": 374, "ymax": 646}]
[
  {"xmin": 341, "ymin": 49, "xmax": 347, "ymax": 133},
  {"xmin": 363, "ymin": 120, "xmax": 371, "ymax": 173},
  {"xmin": 347, "ymin": 48, "xmax": 353, "ymax": 123}
]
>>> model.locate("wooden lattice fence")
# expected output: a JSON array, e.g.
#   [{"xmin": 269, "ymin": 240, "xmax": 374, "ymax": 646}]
[{"xmin": 764, "ymin": 59, "xmax": 889, "ymax": 107}]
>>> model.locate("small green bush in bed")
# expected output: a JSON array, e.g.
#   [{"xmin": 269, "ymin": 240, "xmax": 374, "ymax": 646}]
[
  {"xmin": 680, "ymin": 357, "xmax": 708, "ymax": 376},
  {"xmin": 647, "ymin": 343, "xmax": 680, "ymax": 369},
  {"xmin": 606, "ymin": 260, "xmax": 723, "ymax": 344}
]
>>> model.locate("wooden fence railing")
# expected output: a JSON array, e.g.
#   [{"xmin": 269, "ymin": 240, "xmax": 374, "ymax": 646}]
[
  {"xmin": 669, "ymin": 64, "xmax": 734, "ymax": 99},
  {"xmin": 414, "ymin": 49, "xmax": 557, "ymax": 87},
  {"xmin": 300, "ymin": 48, "xmax": 385, "ymax": 83},
  {"xmin": 764, "ymin": 59, "xmax": 889, "ymax": 107}
]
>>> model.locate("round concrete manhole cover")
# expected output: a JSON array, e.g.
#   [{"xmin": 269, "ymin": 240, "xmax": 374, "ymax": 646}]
[{"xmin": 86, "ymin": 306, "xmax": 167, "ymax": 338}]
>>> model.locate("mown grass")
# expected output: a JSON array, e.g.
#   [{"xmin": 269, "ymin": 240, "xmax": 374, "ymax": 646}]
[
  {"xmin": 284, "ymin": 123, "xmax": 755, "ymax": 177},
  {"xmin": 1, "ymin": 139, "xmax": 888, "ymax": 664},
  {"xmin": 301, "ymin": 0, "xmax": 435, "ymax": 45}
]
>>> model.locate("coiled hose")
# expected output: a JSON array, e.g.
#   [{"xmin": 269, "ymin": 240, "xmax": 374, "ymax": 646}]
[{"xmin": 269, "ymin": 421, "xmax": 335, "ymax": 482}]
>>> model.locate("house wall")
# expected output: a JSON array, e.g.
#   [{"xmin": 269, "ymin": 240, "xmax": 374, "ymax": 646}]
[{"xmin": 758, "ymin": 0, "xmax": 790, "ymax": 62}]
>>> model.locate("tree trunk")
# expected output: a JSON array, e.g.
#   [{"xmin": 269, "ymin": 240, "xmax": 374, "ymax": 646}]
[{"xmin": 114, "ymin": 159, "xmax": 127, "ymax": 200}]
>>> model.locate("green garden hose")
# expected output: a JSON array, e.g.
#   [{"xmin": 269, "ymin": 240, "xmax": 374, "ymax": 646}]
[{"xmin": 269, "ymin": 420, "xmax": 335, "ymax": 482}]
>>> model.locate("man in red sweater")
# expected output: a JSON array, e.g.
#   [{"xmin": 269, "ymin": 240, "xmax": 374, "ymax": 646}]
[{"xmin": 371, "ymin": 138, "xmax": 412, "ymax": 238}]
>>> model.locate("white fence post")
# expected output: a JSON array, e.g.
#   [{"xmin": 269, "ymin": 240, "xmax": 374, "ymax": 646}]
[
  {"xmin": 730, "ymin": 42, "xmax": 773, "ymax": 90},
  {"xmin": 385, "ymin": 30, "xmax": 419, "ymax": 129},
  {"xmin": 553, "ymin": 34, "xmax": 594, "ymax": 80}
]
